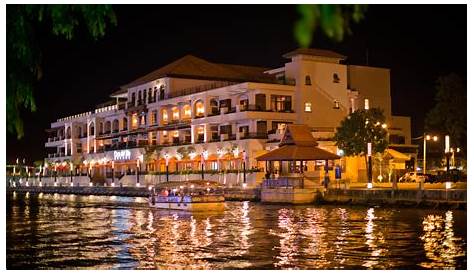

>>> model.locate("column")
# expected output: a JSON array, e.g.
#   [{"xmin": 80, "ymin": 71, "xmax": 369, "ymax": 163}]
[
  {"xmin": 204, "ymin": 123, "xmax": 210, "ymax": 142},
  {"xmin": 191, "ymin": 124, "xmax": 196, "ymax": 144},
  {"xmin": 250, "ymin": 120, "xmax": 257, "ymax": 133},
  {"xmin": 87, "ymin": 120, "xmax": 90, "ymax": 153},
  {"xmin": 231, "ymin": 123, "xmax": 237, "ymax": 139},
  {"xmin": 266, "ymin": 94, "xmax": 271, "ymax": 111},
  {"xmin": 249, "ymin": 91, "xmax": 256, "ymax": 105}
]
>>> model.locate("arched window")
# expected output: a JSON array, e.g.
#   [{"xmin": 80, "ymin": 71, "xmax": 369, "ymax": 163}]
[
  {"xmin": 239, "ymin": 95, "xmax": 249, "ymax": 111},
  {"xmin": 161, "ymin": 109, "xmax": 168, "ymax": 123},
  {"xmin": 171, "ymin": 106, "xmax": 179, "ymax": 121},
  {"xmin": 159, "ymin": 85, "xmax": 165, "ymax": 100},
  {"xmin": 148, "ymin": 88, "xmax": 152, "ymax": 103},
  {"xmin": 122, "ymin": 117, "xmax": 128, "ymax": 130},
  {"xmin": 150, "ymin": 110, "xmax": 157, "ymax": 125},
  {"xmin": 182, "ymin": 104, "xmax": 191, "ymax": 119},
  {"xmin": 143, "ymin": 90, "xmax": 147, "ymax": 104},
  {"xmin": 131, "ymin": 92, "xmax": 136, "ymax": 105},
  {"xmin": 66, "ymin": 127, "xmax": 71, "ymax": 138},
  {"xmin": 89, "ymin": 122, "xmax": 95, "ymax": 136},
  {"xmin": 138, "ymin": 90, "xmax": 142, "ymax": 104},
  {"xmin": 194, "ymin": 100, "xmax": 205, "ymax": 117},
  {"xmin": 153, "ymin": 87, "xmax": 158, "ymax": 102},
  {"xmin": 99, "ymin": 122, "xmax": 104, "ymax": 134},
  {"xmin": 333, "ymin": 73, "xmax": 340, "ymax": 83},
  {"xmin": 105, "ymin": 121, "xmax": 111, "ymax": 133},
  {"xmin": 76, "ymin": 126, "xmax": 82, "ymax": 138},
  {"xmin": 305, "ymin": 75, "xmax": 312, "ymax": 86},
  {"xmin": 112, "ymin": 119, "xmax": 119, "ymax": 132},
  {"xmin": 210, "ymin": 99, "xmax": 219, "ymax": 115}
]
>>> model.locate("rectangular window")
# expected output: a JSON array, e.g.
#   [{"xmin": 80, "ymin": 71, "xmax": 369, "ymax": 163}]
[
  {"xmin": 305, "ymin": 102, "xmax": 312, "ymax": 112},
  {"xmin": 271, "ymin": 95, "xmax": 292, "ymax": 112},
  {"xmin": 131, "ymin": 113, "xmax": 139, "ymax": 129},
  {"xmin": 76, "ymin": 143, "xmax": 82, "ymax": 153},
  {"xmin": 364, "ymin": 99, "xmax": 370, "ymax": 110},
  {"xmin": 150, "ymin": 111, "xmax": 157, "ymax": 125}
]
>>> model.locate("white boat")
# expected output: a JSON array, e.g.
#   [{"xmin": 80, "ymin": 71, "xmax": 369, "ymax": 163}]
[
  {"xmin": 147, "ymin": 180, "xmax": 226, "ymax": 211},
  {"xmin": 148, "ymin": 194, "xmax": 225, "ymax": 211}
]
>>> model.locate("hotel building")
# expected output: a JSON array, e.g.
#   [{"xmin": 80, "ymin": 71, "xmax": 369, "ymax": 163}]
[{"xmin": 44, "ymin": 48, "xmax": 414, "ymax": 186}]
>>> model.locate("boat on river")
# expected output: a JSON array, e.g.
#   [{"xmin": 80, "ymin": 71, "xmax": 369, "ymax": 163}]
[{"xmin": 147, "ymin": 180, "xmax": 225, "ymax": 211}]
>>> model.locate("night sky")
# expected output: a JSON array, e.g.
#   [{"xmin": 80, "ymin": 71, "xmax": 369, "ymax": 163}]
[{"xmin": 6, "ymin": 4, "xmax": 467, "ymax": 164}]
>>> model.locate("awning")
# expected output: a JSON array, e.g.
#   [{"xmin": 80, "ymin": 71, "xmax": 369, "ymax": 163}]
[
  {"xmin": 383, "ymin": 149, "xmax": 410, "ymax": 161},
  {"xmin": 256, "ymin": 145, "xmax": 340, "ymax": 161}
]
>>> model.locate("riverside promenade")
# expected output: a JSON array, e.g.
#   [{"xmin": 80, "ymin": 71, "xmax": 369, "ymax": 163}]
[
  {"xmin": 6, "ymin": 185, "xmax": 260, "ymax": 201},
  {"xmin": 6, "ymin": 181, "xmax": 466, "ymax": 209}
]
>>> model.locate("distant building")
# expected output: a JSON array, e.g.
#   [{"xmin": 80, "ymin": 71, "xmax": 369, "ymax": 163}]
[{"xmin": 44, "ymin": 48, "xmax": 413, "ymax": 185}]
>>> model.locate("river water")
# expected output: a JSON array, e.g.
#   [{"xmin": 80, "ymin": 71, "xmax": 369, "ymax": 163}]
[{"xmin": 6, "ymin": 192, "xmax": 467, "ymax": 270}]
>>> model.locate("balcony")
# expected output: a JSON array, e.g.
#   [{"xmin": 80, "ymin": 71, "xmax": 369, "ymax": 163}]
[
  {"xmin": 168, "ymin": 81, "xmax": 238, "ymax": 99},
  {"xmin": 221, "ymin": 133, "xmax": 236, "ymax": 141},
  {"xmin": 47, "ymin": 152, "xmax": 67, "ymax": 158},
  {"xmin": 239, "ymin": 132, "xmax": 268, "ymax": 140},
  {"xmin": 239, "ymin": 104, "xmax": 267, "ymax": 112}
]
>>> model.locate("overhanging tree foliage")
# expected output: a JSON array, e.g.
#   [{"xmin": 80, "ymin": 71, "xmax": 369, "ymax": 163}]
[
  {"xmin": 425, "ymin": 73, "xmax": 466, "ymax": 156},
  {"xmin": 7, "ymin": 4, "xmax": 116, "ymax": 139},
  {"xmin": 334, "ymin": 108, "xmax": 389, "ymax": 179},
  {"xmin": 294, "ymin": 4, "xmax": 368, "ymax": 47}
]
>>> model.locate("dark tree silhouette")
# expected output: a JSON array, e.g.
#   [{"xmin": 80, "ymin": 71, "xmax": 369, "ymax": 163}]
[{"xmin": 7, "ymin": 4, "xmax": 116, "ymax": 138}]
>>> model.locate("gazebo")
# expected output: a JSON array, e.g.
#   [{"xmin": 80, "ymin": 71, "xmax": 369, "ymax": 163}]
[{"xmin": 256, "ymin": 124, "xmax": 340, "ymax": 188}]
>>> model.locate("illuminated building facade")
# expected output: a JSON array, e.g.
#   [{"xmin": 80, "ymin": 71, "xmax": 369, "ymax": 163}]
[{"xmin": 44, "ymin": 48, "xmax": 413, "ymax": 185}]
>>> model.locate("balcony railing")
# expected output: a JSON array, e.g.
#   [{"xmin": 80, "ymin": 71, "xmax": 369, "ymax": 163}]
[
  {"xmin": 168, "ymin": 81, "xmax": 238, "ymax": 99},
  {"xmin": 239, "ymin": 132, "xmax": 268, "ymax": 140},
  {"xmin": 239, "ymin": 104, "xmax": 268, "ymax": 112}
]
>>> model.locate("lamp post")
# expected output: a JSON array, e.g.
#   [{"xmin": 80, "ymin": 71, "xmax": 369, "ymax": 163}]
[
  {"xmin": 165, "ymin": 153, "xmax": 170, "ymax": 182},
  {"xmin": 200, "ymin": 152, "xmax": 205, "ymax": 180},
  {"xmin": 70, "ymin": 162, "xmax": 73, "ymax": 186},
  {"xmin": 367, "ymin": 142, "xmax": 373, "ymax": 189},
  {"xmin": 423, "ymin": 134, "xmax": 438, "ymax": 175},
  {"xmin": 445, "ymin": 135, "xmax": 451, "ymax": 175},
  {"xmin": 242, "ymin": 150, "xmax": 247, "ymax": 185},
  {"xmin": 136, "ymin": 157, "xmax": 140, "ymax": 187},
  {"xmin": 111, "ymin": 160, "xmax": 115, "ymax": 185}
]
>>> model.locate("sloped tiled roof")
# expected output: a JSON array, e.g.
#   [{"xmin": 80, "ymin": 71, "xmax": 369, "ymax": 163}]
[
  {"xmin": 256, "ymin": 145, "xmax": 340, "ymax": 161},
  {"xmin": 280, "ymin": 124, "xmax": 318, "ymax": 147},
  {"xmin": 256, "ymin": 124, "xmax": 340, "ymax": 161},
  {"xmin": 121, "ymin": 55, "xmax": 275, "ymax": 89},
  {"xmin": 283, "ymin": 48, "xmax": 346, "ymax": 60}
]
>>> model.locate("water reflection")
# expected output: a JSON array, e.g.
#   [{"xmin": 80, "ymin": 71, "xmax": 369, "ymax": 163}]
[
  {"xmin": 420, "ymin": 211, "xmax": 466, "ymax": 269},
  {"xmin": 6, "ymin": 193, "xmax": 467, "ymax": 270}
]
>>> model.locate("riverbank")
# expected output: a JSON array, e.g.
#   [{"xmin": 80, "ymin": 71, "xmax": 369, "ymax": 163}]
[
  {"xmin": 7, "ymin": 185, "xmax": 466, "ymax": 209},
  {"xmin": 321, "ymin": 188, "xmax": 466, "ymax": 210},
  {"xmin": 6, "ymin": 186, "xmax": 259, "ymax": 202}
]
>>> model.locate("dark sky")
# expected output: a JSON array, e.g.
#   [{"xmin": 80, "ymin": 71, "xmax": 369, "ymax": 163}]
[{"xmin": 7, "ymin": 4, "xmax": 467, "ymax": 164}]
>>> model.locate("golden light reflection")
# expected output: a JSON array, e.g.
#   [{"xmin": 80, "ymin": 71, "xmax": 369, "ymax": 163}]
[
  {"xmin": 273, "ymin": 208, "xmax": 299, "ymax": 269},
  {"xmin": 420, "ymin": 211, "xmax": 466, "ymax": 269},
  {"xmin": 7, "ymin": 195, "xmax": 466, "ymax": 270},
  {"xmin": 362, "ymin": 207, "xmax": 386, "ymax": 269}
]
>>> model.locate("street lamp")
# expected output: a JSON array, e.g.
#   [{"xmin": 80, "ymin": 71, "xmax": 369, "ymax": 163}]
[
  {"xmin": 164, "ymin": 153, "xmax": 170, "ymax": 182},
  {"xmin": 445, "ymin": 135, "xmax": 451, "ymax": 174},
  {"xmin": 423, "ymin": 134, "xmax": 438, "ymax": 175},
  {"xmin": 367, "ymin": 142, "xmax": 373, "ymax": 189}
]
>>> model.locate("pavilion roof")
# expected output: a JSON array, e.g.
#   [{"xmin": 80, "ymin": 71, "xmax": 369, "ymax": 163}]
[
  {"xmin": 256, "ymin": 145, "xmax": 340, "ymax": 161},
  {"xmin": 256, "ymin": 124, "xmax": 340, "ymax": 161}
]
